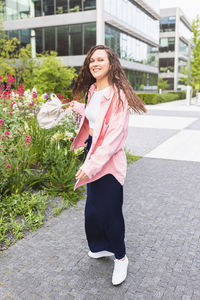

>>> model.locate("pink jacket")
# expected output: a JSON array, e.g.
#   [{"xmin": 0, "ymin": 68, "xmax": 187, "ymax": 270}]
[{"xmin": 70, "ymin": 83, "xmax": 130, "ymax": 190}]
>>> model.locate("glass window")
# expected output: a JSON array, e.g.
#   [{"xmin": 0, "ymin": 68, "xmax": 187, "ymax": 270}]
[
  {"xmin": 45, "ymin": 27, "xmax": 56, "ymax": 52},
  {"xmin": 162, "ymin": 78, "xmax": 174, "ymax": 90},
  {"xmin": 84, "ymin": 23, "xmax": 96, "ymax": 54},
  {"xmin": 105, "ymin": 24, "xmax": 158, "ymax": 67},
  {"xmin": 160, "ymin": 37, "xmax": 175, "ymax": 53},
  {"xmin": 35, "ymin": 28, "xmax": 43, "ymax": 53},
  {"xmin": 8, "ymin": 30, "xmax": 20, "ymax": 40},
  {"xmin": 57, "ymin": 25, "xmax": 69, "ymax": 55},
  {"xmin": 43, "ymin": 0, "xmax": 54, "ymax": 15},
  {"xmin": 104, "ymin": 0, "xmax": 159, "ymax": 44},
  {"xmin": 20, "ymin": 29, "xmax": 30, "ymax": 47},
  {"xmin": 125, "ymin": 69, "xmax": 158, "ymax": 91},
  {"xmin": 6, "ymin": 0, "xmax": 18, "ymax": 20},
  {"xmin": 179, "ymin": 40, "xmax": 188, "ymax": 57},
  {"xmin": 33, "ymin": 0, "xmax": 42, "ymax": 17},
  {"xmin": 159, "ymin": 58, "xmax": 174, "ymax": 73},
  {"xmin": 56, "ymin": 0, "xmax": 68, "ymax": 14},
  {"xmin": 69, "ymin": 0, "xmax": 82, "ymax": 12},
  {"xmin": 179, "ymin": 20, "xmax": 192, "ymax": 41},
  {"xmin": 69, "ymin": 24, "xmax": 82, "ymax": 55},
  {"xmin": 83, "ymin": 0, "xmax": 96, "ymax": 10},
  {"xmin": 18, "ymin": 0, "xmax": 30, "ymax": 19},
  {"xmin": 160, "ymin": 16, "xmax": 176, "ymax": 32},
  {"xmin": 178, "ymin": 58, "xmax": 187, "ymax": 74}
]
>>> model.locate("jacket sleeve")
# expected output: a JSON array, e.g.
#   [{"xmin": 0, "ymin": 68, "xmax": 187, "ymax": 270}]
[
  {"xmin": 80, "ymin": 96, "xmax": 129, "ymax": 178},
  {"xmin": 73, "ymin": 101, "xmax": 85, "ymax": 116}
]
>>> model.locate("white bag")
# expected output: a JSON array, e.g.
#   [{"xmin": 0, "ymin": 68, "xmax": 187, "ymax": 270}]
[{"xmin": 37, "ymin": 94, "xmax": 71, "ymax": 129}]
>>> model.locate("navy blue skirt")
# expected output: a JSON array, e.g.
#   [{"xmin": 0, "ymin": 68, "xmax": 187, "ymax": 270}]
[{"xmin": 84, "ymin": 135, "xmax": 126, "ymax": 259}]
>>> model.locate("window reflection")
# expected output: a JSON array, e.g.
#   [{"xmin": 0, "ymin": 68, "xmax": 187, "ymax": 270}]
[
  {"xmin": 83, "ymin": 0, "xmax": 96, "ymax": 10},
  {"xmin": 69, "ymin": 24, "xmax": 82, "ymax": 55},
  {"xmin": 34, "ymin": 0, "xmax": 42, "ymax": 17},
  {"xmin": 178, "ymin": 58, "xmax": 186, "ymax": 74},
  {"xmin": 125, "ymin": 69, "xmax": 158, "ymax": 91},
  {"xmin": 43, "ymin": 0, "xmax": 55, "ymax": 15},
  {"xmin": 56, "ymin": 0, "xmax": 68, "ymax": 14},
  {"xmin": 35, "ymin": 28, "xmax": 43, "ymax": 53},
  {"xmin": 179, "ymin": 20, "xmax": 192, "ymax": 40},
  {"xmin": 160, "ymin": 37, "xmax": 175, "ymax": 53},
  {"xmin": 104, "ymin": 0, "xmax": 159, "ymax": 43},
  {"xmin": 45, "ymin": 27, "xmax": 56, "ymax": 51},
  {"xmin": 4, "ymin": 0, "xmax": 96, "ymax": 20},
  {"xmin": 179, "ymin": 40, "xmax": 188, "ymax": 57},
  {"xmin": 20, "ymin": 29, "xmax": 30, "ymax": 47},
  {"xmin": 57, "ymin": 25, "xmax": 69, "ymax": 55},
  {"xmin": 69, "ymin": 0, "xmax": 82, "ymax": 12},
  {"xmin": 7, "ymin": 22, "xmax": 95, "ymax": 56},
  {"xmin": 84, "ymin": 23, "xmax": 96, "ymax": 53},
  {"xmin": 105, "ymin": 24, "xmax": 158, "ymax": 67},
  {"xmin": 159, "ymin": 58, "xmax": 174, "ymax": 73},
  {"xmin": 160, "ymin": 16, "xmax": 176, "ymax": 32}
]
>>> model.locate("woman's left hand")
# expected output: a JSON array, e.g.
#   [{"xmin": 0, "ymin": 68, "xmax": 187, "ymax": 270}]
[{"xmin": 75, "ymin": 168, "xmax": 89, "ymax": 180}]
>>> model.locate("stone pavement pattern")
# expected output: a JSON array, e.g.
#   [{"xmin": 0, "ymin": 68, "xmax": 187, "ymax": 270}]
[{"xmin": 1, "ymin": 99, "xmax": 200, "ymax": 300}]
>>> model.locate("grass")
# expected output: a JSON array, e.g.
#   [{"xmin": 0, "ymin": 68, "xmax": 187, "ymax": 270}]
[{"xmin": 125, "ymin": 148, "xmax": 142, "ymax": 165}]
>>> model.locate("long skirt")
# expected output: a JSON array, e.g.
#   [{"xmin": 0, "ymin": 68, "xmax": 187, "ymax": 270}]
[{"xmin": 84, "ymin": 135, "xmax": 126, "ymax": 259}]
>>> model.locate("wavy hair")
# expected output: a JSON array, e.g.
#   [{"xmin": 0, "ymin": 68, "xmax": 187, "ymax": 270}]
[{"xmin": 72, "ymin": 45, "xmax": 146, "ymax": 113}]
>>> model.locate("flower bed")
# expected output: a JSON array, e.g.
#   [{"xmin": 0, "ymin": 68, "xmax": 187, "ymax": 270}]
[{"xmin": 0, "ymin": 74, "xmax": 84, "ymax": 249}]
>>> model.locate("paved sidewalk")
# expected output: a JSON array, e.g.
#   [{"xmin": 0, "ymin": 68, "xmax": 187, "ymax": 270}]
[{"xmin": 1, "ymin": 99, "xmax": 200, "ymax": 300}]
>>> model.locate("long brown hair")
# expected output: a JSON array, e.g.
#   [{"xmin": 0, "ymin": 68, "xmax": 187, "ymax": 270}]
[{"xmin": 72, "ymin": 45, "xmax": 146, "ymax": 113}]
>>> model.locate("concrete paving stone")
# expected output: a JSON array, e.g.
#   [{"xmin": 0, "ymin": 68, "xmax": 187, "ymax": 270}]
[{"xmin": 126, "ymin": 127, "xmax": 177, "ymax": 156}]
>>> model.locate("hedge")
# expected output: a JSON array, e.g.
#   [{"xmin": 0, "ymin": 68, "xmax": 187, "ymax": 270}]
[{"xmin": 137, "ymin": 93, "xmax": 181, "ymax": 105}]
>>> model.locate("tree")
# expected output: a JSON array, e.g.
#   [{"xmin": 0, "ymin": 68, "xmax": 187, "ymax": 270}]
[
  {"xmin": 158, "ymin": 77, "xmax": 169, "ymax": 91},
  {"xmin": 190, "ymin": 15, "xmax": 200, "ymax": 91},
  {"xmin": 33, "ymin": 51, "xmax": 77, "ymax": 94}
]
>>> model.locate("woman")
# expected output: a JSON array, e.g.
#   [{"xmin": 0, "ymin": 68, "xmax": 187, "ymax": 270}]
[{"xmin": 69, "ymin": 45, "xmax": 146, "ymax": 285}]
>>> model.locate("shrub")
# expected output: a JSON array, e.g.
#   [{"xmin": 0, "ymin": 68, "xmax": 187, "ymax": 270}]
[{"xmin": 137, "ymin": 92, "xmax": 181, "ymax": 105}]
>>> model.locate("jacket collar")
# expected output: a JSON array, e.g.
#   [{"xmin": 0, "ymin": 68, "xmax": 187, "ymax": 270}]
[{"xmin": 88, "ymin": 83, "xmax": 115, "ymax": 102}]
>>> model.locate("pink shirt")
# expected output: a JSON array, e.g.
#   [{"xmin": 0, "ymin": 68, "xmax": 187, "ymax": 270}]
[{"xmin": 70, "ymin": 83, "xmax": 130, "ymax": 190}]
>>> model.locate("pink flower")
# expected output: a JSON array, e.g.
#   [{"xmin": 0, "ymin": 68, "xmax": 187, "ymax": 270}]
[
  {"xmin": 4, "ymin": 130, "xmax": 10, "ymax": 136},
  {"xmin": 32, "ymin": 92, "xmax": 37, "ymax": 98},
  {"xmin": 71, "ymin": 137, "xmax": 74, "ymax": 142},
  {"xmin": 24, "ymin": 136, "xmax": 31, "ymax": 145},
  {"xmin": 6, "ymin": 164, "xmax": 11, "ymax": 168},
  {"xmin": 0, "ymin": 120, "xmax": 4, "ymax": 127},
  {"xmin": 10, "ymin": 101, "xmax": 16, "ymax": 108}
]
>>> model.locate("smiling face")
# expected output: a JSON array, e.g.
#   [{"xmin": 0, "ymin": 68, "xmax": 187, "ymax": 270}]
[{"xmin": 89, "ymin": 49, "xmax": 110, "ymax": 81}]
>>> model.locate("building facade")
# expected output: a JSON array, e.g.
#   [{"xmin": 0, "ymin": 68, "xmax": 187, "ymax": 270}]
[
  {"xmin": 159, "ymin": 7, "xmax": 193, "ymax": 90},
  {"xmin": 1, "ymin": 0, "xmax": 161, "ymax": 91}
]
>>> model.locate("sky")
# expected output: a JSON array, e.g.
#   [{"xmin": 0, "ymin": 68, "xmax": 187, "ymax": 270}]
[{"xmin": 160, "ymin": 0, "xmax": 200, "ymax": 22}]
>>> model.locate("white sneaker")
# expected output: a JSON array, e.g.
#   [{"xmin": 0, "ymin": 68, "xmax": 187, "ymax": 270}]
[
  {"xmin": 112, "ymin": 255, "xmax": 128, "ymax": 285},
  {"xmin": 88, "ymin": 250, "xmax": 114, "ymax": 259}
]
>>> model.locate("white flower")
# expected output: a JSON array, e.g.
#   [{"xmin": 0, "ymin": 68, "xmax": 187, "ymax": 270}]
[
  {"xmin": 24, "ymin": 90, "xmax": 31, "ymax": 97},
  {"xmin": 32, "ymin": 87, "xmax": 37, "ymax": 93},
  {"xmin": 2, "ymin": 108, "xmax": 7, "ymax": 112},
  {"xmin": 74, "ymin": 147, "xmax": 84, "ymax": 156},
  {"xmin": 12, "ymin": 103, "xmax": 18, "ymax": 109},
  {"xmin": 65, "ymin": 131, "xmax": 74, "ymax": 140}
]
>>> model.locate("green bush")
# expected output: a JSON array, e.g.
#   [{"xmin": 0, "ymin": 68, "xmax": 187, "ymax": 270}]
[
  {"xmin": 168, "ymin": 91, "xmax": 186, "ymax": 99},
  {"xmin": 137, "ymin": 92, "xmax": 181, "ymax": 105}
]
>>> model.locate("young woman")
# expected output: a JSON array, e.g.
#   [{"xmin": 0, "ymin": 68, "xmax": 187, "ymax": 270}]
[{"xmin": 69, "ymin": 45, "xmax": 146, "ymax": 285}]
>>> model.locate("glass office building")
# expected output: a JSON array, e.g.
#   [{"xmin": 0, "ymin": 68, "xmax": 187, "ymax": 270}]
[
  {"xmin": 159, "ymin": 7, "xmax": 193, "ymax": 90},
  {"xmin": 1, "ymin": 0, "xmax": 161, "ymax": 91}
]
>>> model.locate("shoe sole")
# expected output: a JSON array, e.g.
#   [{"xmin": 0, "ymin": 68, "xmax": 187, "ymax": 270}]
[{"xmin": 88, "ymin": 251, "xmax": 114, "ymax": 259}]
